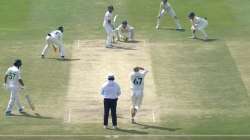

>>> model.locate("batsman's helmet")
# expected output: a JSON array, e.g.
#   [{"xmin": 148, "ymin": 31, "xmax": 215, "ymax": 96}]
[
  {"xmin": 58, "ymin": 26, "xmax": 64, "ymax": 33},
  {"xmin": 108, "ymin": 5, "xmax": 114, "ymax": 11},
  {"xmin": 14, "ymin": 59, "xmax": 22, "ymax": 68},
  {"xmin": 188, "ymin": 12, "xmax": 195, "ymax": 19}
]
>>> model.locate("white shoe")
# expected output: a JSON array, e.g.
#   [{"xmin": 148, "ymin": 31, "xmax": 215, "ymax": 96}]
[
  {"xmin": 112, "ymin": 126, "xmax": 118, "ymax": 129},
  {"xmin": 156, "ymin": 25, "xmax": 159, "ymax": 30},
  {"xmin": 106, "ymin": 45, "xmax": 113, "ymax": 48},
  {"xmin": 103, "ymin": 125, "xmax": 108, "ymax": 129}
]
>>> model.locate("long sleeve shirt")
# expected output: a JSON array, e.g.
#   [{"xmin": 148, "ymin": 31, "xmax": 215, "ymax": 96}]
[{"xmin": 101, "ymin": 80, "xmax": 121, "ymax": 99}]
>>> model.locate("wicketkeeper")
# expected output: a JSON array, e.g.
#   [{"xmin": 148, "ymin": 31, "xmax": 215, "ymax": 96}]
[{"xmin": 115, "ymin": 20, "xmax": 135, "ymax": 42}]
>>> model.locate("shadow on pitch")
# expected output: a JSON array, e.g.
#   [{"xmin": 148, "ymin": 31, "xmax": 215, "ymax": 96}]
[
  {"xmin": 158, "ymin": 27, "xmax": 185, "ymax": 32},
  {"xmin": 10, "ymin": 112, "xmax": 53, "ymax": 119},
  {"xmin": 134, "ymin": 122, "xmax": 182, "ymax": 132},
  {"xmin": 47, "ymin": 58, "xmax": 81, "ymax": 61},
  {"xmin": 110, "ymin": 45, "xmax": 137, "ymax": 50}
]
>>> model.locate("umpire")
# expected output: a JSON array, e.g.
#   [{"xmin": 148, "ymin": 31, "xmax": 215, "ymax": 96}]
[{"xmin": 101, "ymin": 73, "xmax": 121, "ymax": 129}]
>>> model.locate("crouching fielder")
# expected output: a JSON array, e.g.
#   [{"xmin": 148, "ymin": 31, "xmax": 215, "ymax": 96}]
[
  {"xmin": 4, "ymin": 59, "xmax": 25, "ymax": 116},
  {"xmin": 130, "ymin": 66, "xmax": 148, "ymax": 123},
  {"xmin": 156, "ymin": 0, "xmax": 182, "ymax": 30},
  {"xmin": 188, "ymin": 12, "xmax": 208, "ymax": 40},
  {"xmin": 41, "ymin": 26, "xmax": 65, "ymax": 59},
  {"xmin": 115, "ymin": 20, "xmax": 135, "ymax": 42}
]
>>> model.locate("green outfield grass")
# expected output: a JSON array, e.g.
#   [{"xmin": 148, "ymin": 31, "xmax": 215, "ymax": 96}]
[{"xmin": 0, "ymin": 0, "xmax": 250, "ymax": 140}]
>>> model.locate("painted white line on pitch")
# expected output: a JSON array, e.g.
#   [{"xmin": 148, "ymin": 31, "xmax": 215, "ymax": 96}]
[
  {"xmin": 77, "ymin": 40, "xmax": 80, "ymax": 48},
  {"xmin": 67, "ymin": 108, "xmax": 71, "ymax": 123},
  {"xmin": 1, "ymin": 135, "xmax": 250, "ymax": 137},
  {"xmin": 152, "ymin": 110, "xmax": 156, "ymax": 123}
]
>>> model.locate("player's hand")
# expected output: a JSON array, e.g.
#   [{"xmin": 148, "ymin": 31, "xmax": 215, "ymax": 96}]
[{"xmin": 3, "ymin": 83, "xmax": 6, "ymax": 89}]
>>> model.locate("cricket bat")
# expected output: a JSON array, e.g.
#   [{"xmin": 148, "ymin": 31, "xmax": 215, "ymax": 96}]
[{"xmin": 25, "ymin": 95, "xmax": 35, "ymax": 111}]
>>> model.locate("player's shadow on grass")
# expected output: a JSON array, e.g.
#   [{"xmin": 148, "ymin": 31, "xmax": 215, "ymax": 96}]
[
  {"xmin": 158, "ymin": 27, "xmax": 185, "ymax": 32},
  {"xmin": 108, "ymin": 128, "xmax": 148, "ymax": 134},
  {"xmin": 134, "ymin": 123, "xmax": 182, "ymax": 132},
  {"xmin": 195, "ymin": 38, "xmax": 218, "ymax": 42},
  {"xmin": 11, "ymin": 112, "xmax": 53, "ymax": 119}
]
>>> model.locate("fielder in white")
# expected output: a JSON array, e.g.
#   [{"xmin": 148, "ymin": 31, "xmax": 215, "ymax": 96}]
[
  {"xmin": 188, "ymin": 12, "xmax": 208, "ymax": 40},
  {"xmin": 130, "ymin": 66, "xmax": 148, "ymax": 123},
  {"xmin": 115, "ymin": 20, "xmax": 135, "ymax": 42},
  {"xmin": 41, "ymin": 26, "xmax": 65, "ymax": 59},
  {"xmin": 156, "ymin": 0, "xmax": 182, "ymax": 30},
  {"xmin": 4, "ymin": 59, "xmax": 25, "ymax": 116},
  {"xmin": 103, "ymin": 5, "xmax": 115, "ymax": 48}
]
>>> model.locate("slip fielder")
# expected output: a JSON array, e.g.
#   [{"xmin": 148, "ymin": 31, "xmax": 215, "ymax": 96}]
[
  {"xmin": 4, "ymin": 59, "xmax": 25, "ymax": 116},
  {"xmin": 41, "ymin": 26, "xmax": 65, "ymax": 59},
  {"xmin": 156, "ymin": 0, "xmax": 182, "ymax": 30},
  {"xmin": 130, "ymin": 66, "xmax": 148, "ymax": 123},
  {"xmin": 188, "ymin": 12, "xmax": 209, "ymax": 40}
]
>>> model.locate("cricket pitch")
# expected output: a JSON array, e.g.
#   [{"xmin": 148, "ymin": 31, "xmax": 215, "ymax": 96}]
[{"xmin": 65, "ymin": 40, "xmax": 159, "ymax": 124}]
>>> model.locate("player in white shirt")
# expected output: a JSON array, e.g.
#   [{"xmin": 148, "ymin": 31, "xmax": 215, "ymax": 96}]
[
  {"xmin": 41, "ymin": 26, "xmax": 65, "ymax": 59},
  {"xmin": 115, "ymin": 20, "xmax": 135, "ymax": 42},
  {"xmin": 188, "ymin": 12, "xmax": 208, "ymax": 40},
  {"xmin": 4, "ymin": 59, "xmax": 25, "ymax": 116},
  {"xmin": 103, "ymin": 5, "xmax": 115, "ymax": 48},
  {"xmin": 156, "ymin": 0, "xmax": 182, "ymax": 30},
  {"xmin": 130, "ymin": 66, "xmax": 148, "ymax": 123}
]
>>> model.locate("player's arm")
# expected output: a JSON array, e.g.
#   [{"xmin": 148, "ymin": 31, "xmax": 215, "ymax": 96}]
[
  {"xmin": 139, "ymin": 67, "xmax": 149, "ymax": 75},
  {"xmin": 117, "ymin": 84, "xmax": 121, "ymax": 96},
  {"xmin": 4, "ymin": 74, "xmax": 8, "ymax": 84},
  {"xmin": 18, "ymin": 71, "xmax": 24, "ymax": 87}
]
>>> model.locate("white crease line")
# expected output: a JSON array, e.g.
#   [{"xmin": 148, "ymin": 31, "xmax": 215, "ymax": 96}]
[
  {"xmin": 77, "ymin": 40, "xmax": 80, "ymax": 48},
  {"xmin": 1, "ymin": 135, "xmax": 250, "ymax": 137},
  {"xmin": 68, "ymin": 108, "xmax": 71, "ymax": 123},
  {"xmin": 152, "ymin": 111, "xmax": 156, "ymax": 123}
]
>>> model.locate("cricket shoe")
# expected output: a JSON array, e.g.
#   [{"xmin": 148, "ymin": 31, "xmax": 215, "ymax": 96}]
[
  {"xmin": 19, "ymin": 108, "xmax": 25, "ymax": 114},
  {"xmin": 5, "ymin": 111, "xmax": 14, "ymax": 116},
  {"xmin": 106, "ymin": 45, "xmax": 113, "ymax": 48},
  {"xmin": 112, "ymin": 126, "xmax": 118, "ymax": 129},
  {"xmin": 103, "ymin": 125, "xmax": 108, "ymax": 129},
  {"xmin": 131, "ymin": 118, "xmax": 136, "ymax": 124},
  {"xmin": 156, "ymin": 25, "xmax": 159, "ymax": 30}
]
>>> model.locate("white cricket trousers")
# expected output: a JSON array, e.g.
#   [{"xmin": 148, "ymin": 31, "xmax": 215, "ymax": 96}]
[
  {"xmin": 131, "ymin": 90, "xmax": 144, "ymax": 110},
  {"xmin": 104, "ymin": 24, "xmax": 113, "ymax": 47},
  {"xmin": 118, "ymin": 27, "xmax": 134, "ymax": 41},
  {"xmin": 41, "ymin": 36, "xmax": 65, "ymax": 57},
  {"xmin": 6, "ymin": 87, "xmax": 23, "ymax": 112}
]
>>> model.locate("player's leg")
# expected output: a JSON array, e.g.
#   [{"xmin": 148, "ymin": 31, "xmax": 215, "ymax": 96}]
[
  {"xmin": 57, "ymin": 42, "xmax": 65, "ymax": 59},
  {"xmin": 168, "ymin": 7, "xmax": 182, "ymax": 30},
  {"xmin": 103, "ymin": 99, "xmax": 111, "ymax": 128},
  {"xmin": 128, "ymin": 27, "xmax": 135, "ymax": 41},
  {"xmin": 105, "ymin": 25, "xmax": 113, "ymax": 48},
  {"xmin": 41, "ymin": 36, "xmax": 52, "ymax": 58},
  {"xmin": 110, "ymin": 99, "xmax": 118, "ymax": 128},
  {"xmin": 15, "ymin": 90, "xmax": 24, "ymax": 113},
  {"xmin": 5, "ymin": 88, "xmax": 16, "ymax": 115},
  {"xmin": 156, "ymin": 9, "xmax": 165, "ymax": 29},
  {"xmin": 130, "ymin": 94, "xmax": 137, "ymax": 123},
  {"xmin": 198, "ymin": 22, "xmax": 208, "ymax": 40},
  {"xmin": 191, "ymin": 26, "xmax": 197, "ymax": 39}
]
